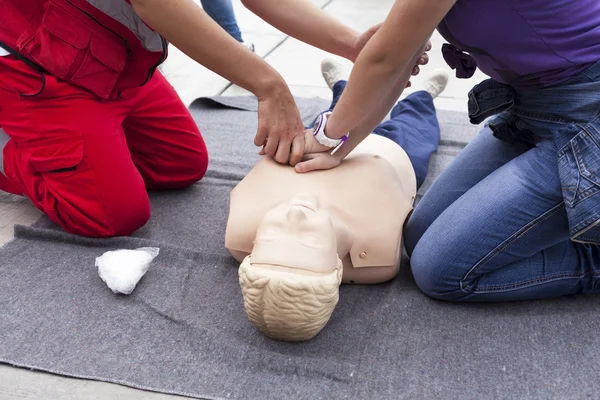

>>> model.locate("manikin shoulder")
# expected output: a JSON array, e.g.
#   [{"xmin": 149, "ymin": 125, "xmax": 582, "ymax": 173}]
[{"xmin": 225, "ymin": 135, "xmax": 417, "ymax": 267}]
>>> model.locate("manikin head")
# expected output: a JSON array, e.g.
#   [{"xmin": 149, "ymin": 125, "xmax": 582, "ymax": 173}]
[{"xmin": 238, "ymin": 192, "xmax": 343, "ymax": 342}]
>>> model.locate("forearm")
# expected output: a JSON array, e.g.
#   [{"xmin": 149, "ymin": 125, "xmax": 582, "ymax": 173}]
[
  {"xmin": 331, "ymin": 49, "xmax": 423, "ymax": 160},
  {"xmin": 241, "ymin": 0, "xmax": 360, "ymax": 61},
  {"xmin": 131, "ymin": 0, "xmax": 285, "ymax": 97},
  {"xmin": 324, "ymin": 0, "xmax": 455, "ymax": 142}
]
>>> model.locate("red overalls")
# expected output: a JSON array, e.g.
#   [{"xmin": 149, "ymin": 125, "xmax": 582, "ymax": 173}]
[{"xmin": 0, "ymin": 0, "xmax": 208, "ymax": 237}]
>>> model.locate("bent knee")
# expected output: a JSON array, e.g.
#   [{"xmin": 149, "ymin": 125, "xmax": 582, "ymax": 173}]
[
  {"xmin": 54, "ymin": 185, "xmax": 151, "ymax": 238},
  {"xmin": 183, "ymin": 134, "xmax": 209, "ymax": 183},
  {"xmin": 168, "ymin": 149, "xmax": 208, "ymax": 188},
  {"xmin": 404, "ymin": 208, "xmax": 433, "ymax": 257},
  {"xmin": 145, "ymin": 141, "xmax": 209, "ymax": 190},
  {"xmin": 187, "ymin": 147, "xmax": 209, "ymax": 183},
  {"xmin": 103, "ymin": 194, "xmax": 151, "ymax": 237},
  {"xmin": 409, "ymin": 239, "xmax": 465, "ymax": 302}
]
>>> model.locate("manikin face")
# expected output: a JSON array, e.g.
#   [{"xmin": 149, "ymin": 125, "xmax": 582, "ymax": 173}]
[{"xmin": 250, "ymin": 192, "xmax": 339, "ymax": 275}]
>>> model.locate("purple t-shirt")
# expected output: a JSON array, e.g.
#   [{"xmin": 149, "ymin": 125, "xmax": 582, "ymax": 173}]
[{"xmin": 437, "ymin": 0, "xmax": 600, "ymax": 87}]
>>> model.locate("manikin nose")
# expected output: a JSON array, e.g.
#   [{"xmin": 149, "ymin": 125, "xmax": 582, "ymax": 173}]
[{"xmin": 286, "ymin": 207, "xmax": 308, "ymax": 223}]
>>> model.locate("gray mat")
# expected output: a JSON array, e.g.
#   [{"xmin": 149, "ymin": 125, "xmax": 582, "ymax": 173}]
[{"xmin": 1, "ymin": 96, "xmax": 599, "ymax": 400}]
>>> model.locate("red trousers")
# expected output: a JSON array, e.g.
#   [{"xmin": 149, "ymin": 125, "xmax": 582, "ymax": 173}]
[{"xmin": 0, "ymin": 56, "xmax": 208, "ymax": 237}]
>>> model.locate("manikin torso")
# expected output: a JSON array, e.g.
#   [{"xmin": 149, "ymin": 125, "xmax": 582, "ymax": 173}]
[{"xmin": 225, "ymin": 134, "xmax": 417, "ymax": 284}]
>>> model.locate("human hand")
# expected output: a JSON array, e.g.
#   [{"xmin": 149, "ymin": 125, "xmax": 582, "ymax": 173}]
[
  {"xmin": 255, "ymin": 84, "xmax": 306, "ymax": 165},
  {"xmin": 303, "ymin": 128, "xmax": 331, "ymax": 154},
  {"xmin": 352, "ymin": 23, "xmax": 382, "ymax": 59},
  {"xmin": 405, "ymin": 40, "xmax": 432, "ymax": 88},
  {"xmin": 294, "ymin": 151, "xmax": 342, "ymax": 173}
]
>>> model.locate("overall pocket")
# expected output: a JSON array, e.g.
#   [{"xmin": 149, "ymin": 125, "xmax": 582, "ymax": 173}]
[
  {"xmin": 17, "ymin": 2, "xmax": 91, "ymax": 79},
  {"xmin": 26, "ymin": 134, "xmax": 84, "ymax": 177},
  {"xmin": 71, "ymin": 31, "xmax": 127, "ymax": 99},
  {"xmin": 557, "ymin": 121, "xmax": 600, "ymax": 208},
  {"xmin": 16, "ymin": 1, "xmax": 127, "ymax": 99}
]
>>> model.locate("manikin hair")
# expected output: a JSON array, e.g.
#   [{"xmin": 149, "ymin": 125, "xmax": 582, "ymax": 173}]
[{"xmin": 238, "ymin": 256, "xmax": 343, "ymax": 342}]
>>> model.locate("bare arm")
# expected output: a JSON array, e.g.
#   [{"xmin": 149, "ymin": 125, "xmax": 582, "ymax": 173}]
[
  {"xmin": 241, "ymin": 0, "xmax": 361, "ymax": 61},
  {"xmin": 130, "ymin": 0, "xmax": 308, "ymax": 165},
  {"xmin": 331, "ymin": 46, "xmax": 426, "ymax": 161},
  {"xmin": 295, "ymin": 45, "xmax": 424, "ymax": 173},
  {"xmin": 323, "ymin": 0, "xmax": 456, "ymax": 141},
  {"xmin": 130, "ymin": 0, "xmax": 285, "ymax": 100}
]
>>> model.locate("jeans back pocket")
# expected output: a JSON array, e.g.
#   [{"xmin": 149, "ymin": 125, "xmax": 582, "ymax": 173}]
[{"xmin": 557, "ymin": 120, "xmax": 600, "ymax": 208}]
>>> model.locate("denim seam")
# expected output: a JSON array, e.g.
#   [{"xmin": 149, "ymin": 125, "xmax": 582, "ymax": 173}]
[
  {"xmin": 573, "ymin": 130, "xmax": 600, "ymax": 185},
  {"xmin": 572, "ymin": 214, "xmax": 600, "ymax": 236},
  {"xmin": 573, "ymin": 218, "xmax": 600, "ymax": 242},
  {"xmin": 464, "ymin": 271, "xmax": 600, "ymax": 294},
  {"xmin": 572, "ymin": 185, "xmax": 600, "ymax": 204},
  {"xmin": 510, "ymin": 108, "xmax": 571, "ymax": 124},
  {"xmin": 459, "ymin": 202, "xmax": 564, "ymax": 294}
]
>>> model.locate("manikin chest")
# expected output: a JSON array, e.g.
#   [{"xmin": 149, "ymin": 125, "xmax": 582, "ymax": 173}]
[{"xmin": 225, "ymin": 139, "xmax": 416, "ymax": 268}]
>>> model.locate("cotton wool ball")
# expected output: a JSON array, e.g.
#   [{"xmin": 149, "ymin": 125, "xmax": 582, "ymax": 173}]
[{"xmin": 96, "ymin": 247, "xmax": 159, "ymax": 295}]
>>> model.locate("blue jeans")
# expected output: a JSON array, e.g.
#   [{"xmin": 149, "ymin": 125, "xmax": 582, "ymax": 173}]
[
  {"xmin": 404, "ymin": 65, "xmax": 600, "ymax": 302},
  {"xmin": 314, "ymin": 81, "xmax": 440, "ymax": 189},
  {"xmin": 200, "ymin": 0, "xmax": 244, "ymax": 43}
]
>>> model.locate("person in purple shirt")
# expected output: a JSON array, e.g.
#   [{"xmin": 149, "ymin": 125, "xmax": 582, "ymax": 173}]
[{"xmin": 290, "ymin": 0, "xmax": 600, "ymax": 302}]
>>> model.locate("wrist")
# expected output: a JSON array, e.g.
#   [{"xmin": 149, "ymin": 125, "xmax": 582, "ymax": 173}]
[
  {"xmin": 251, "ymin": 68, "xmax": 287, "ymax": 100},
  {"xmin": 323, "ymin": 113, "xmax": 347, "ymax": 140},
  {"xmin": 312, "ymin": 111, "xmax": 349, "ymax": 149},
  {"xmin": 343, "ymin": 31, "xmax": 361, "ymax": 62}
]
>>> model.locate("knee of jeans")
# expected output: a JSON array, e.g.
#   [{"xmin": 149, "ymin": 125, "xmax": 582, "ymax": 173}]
[
  {"xmin": 409, "ymin": 238, "xmax": 463, "ymax": 301},
  {"xmin": 403, "ymin": 208, "xmax": 432, "ymax": 257}
]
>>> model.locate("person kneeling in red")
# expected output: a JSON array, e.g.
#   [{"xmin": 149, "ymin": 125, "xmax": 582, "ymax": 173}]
[{"xmin": 0, "ymin": 1, "xmax": 209, "ymax": 237}]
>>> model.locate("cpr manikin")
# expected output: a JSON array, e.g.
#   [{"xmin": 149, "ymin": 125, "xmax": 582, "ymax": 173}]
[{"xmin": 225, "ymin": 60, "xmax": 448, "ymax": 342}]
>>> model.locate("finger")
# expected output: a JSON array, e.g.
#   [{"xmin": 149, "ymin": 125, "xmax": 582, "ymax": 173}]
[
  {"xmin": 263, "ymin": 134, "xmax": 278, "ymax": 157},
  {"xmin": 295, "ymin": 159, "xmax": 319, "ymax": 173},
  {"xmin": 254, "ymin": 122, "xmax": 268, "ymax": 147},
  {"xmin": 405, "ymin": 81, "xmax": 412, "ymax": 88},
  {"xmin": 419, "ymin": 54, "xmax": 429, "ymax": 65},
  {"xmin": 289, "ymin": 135, "xmax": 305, "ymax": 166},
  {"xmin": 295, "ymin": 157, "xmax": 331, "ymax": 173},
  {"xmin": 425, "ymin": 41, "xmax": 432, "ymax": 52},
  {"xmin": 412, "ymin": 65, "xmax": 420, "ymax": 76},
  {"xmin": 274, "ymin": 139, "xmax": 292, "ymax": 164},
  {"xmin": 258, "ymin": 146, "xmax": 266, "ymax": 155}
]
